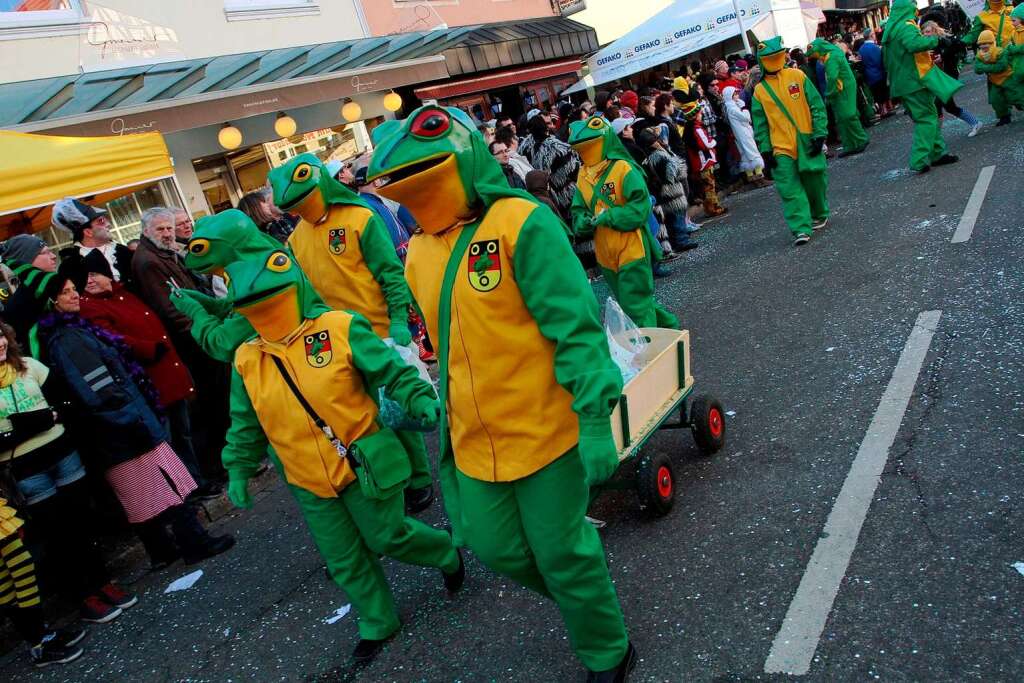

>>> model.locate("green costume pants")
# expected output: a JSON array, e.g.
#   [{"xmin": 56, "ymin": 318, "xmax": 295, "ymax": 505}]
[
  {"xmin": 901, "ymin": 88, "xmax": 948, "ymax": 172},
  {"xmin": 288, "ymin": 475, "xmax": 459, "ymax": 640},
  {"xmin": 987, "ymin": 82, "xmax": 1012, "ymax": 118},
  {"xmin": 601, "ymin": 260, "xmax": 679, "ymax": 330},
  {"xmin": 456, "ymin": 449, "xmax": 629, "ymax": 671},
  {"xmin": 395, "ymin": 429, "xmax": 432, "ymax": 490},
  {"xmin": 830, "ymin": 91, "xmax": 869, "ymax": 153},
  {"xmin": 772, "ymin": 155, "xmax": 829, "ymax": 237}
]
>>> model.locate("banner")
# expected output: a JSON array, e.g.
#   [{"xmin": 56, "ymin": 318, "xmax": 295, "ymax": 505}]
[
  {"xmin": 564, "ymin": 0, "xmax": 771, "ymax": 93},
  {"xmin": 956, "ymin": 0, "xmax": 985, "ymax": 18}
]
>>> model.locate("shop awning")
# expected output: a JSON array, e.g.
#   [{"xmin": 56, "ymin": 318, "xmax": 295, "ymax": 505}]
[
  {"xmin": 414, "ymin": 58, "xmax": 583, "ymax": 100},
  {"xmin": 563, "ymin": 0, "xmax": 772, "ymax": 95},
  {"xmin": 0, "ymin": 130, "xmax": 174, "ymax": 234}
]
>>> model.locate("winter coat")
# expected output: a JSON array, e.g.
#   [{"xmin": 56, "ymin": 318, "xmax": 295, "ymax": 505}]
[
  {"xmin": 858, "ymin": 40, "xmax": 886, "ymax": 85},
  {"xmin": 518, "ymin": 133, "xmax": 580, "ymax": 214},
  {"xmin": 722, "ymin": 86, "xmax": 765, "ymax": 172},
  {"xmin": 644, "ymin": 147, "xmax": 689, "ymax": 216},
  {"xmin": 38, "ymin": 316, "xmax": 167, "ymax": 469},
  {"xmin": 524, "ymin": 170, "xmax": 562, "ymax": 218},
  {"xmin": 130, "ymin": 235, "xmax": 209, "ymax": 337},
  {"xmin": 79, "ymin": 283, "xmax": 195, "ymax": 408}
]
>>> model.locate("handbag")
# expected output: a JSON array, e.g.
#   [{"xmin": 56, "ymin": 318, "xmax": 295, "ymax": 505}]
[
  {"xmin": 271, "ymin": 356, "xmax": 409, "ymax": 500},
  {"xmin": 758, "ymin": 79, "xmax": 827, "ymax": 174}
]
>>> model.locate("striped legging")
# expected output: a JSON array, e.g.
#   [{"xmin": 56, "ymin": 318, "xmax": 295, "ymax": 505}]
[{"xmin": 0, "ymin": 534, "xmax": 40, "ymax": 609}]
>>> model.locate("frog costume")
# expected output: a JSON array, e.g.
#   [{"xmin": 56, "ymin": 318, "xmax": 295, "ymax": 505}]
[
  {"xmin": 170, "ymin": 209, "xmax": 282, "ymax": 362},
  {"xmin": 806, "ymin": 38, "xmax": 869, "ymax": 157},
  {"xmin": 268, "ymin": 156, "xmax": 435, "ymax": 503},
  {"xmin": 1008, "ymin": 5, "xmax": 1024, "ymax": 88},
  {"xmin": 568, "ymin": 115, "xmax": 679, "ymax": 329},
  {"xmin": 962, "ymin": 0, "xmax": 1015, "ymax": 49},
  {"xmin": 367, "ymin": 106, "xmax": 635, "ymax": 680},
  {"xmin": 751, "ymin": 37, "xmax": 830, "ymax": 244},
  {"xmin": 882, "ymin": 0, "xmax": 963, "ymax": 172},
  {"xmin": 220, "ymin": 249, "xmax": 463, "ymax": 663},
  {"xmin": 974, "ymin": 30, "xmax": 1024, "ymax": 121}
]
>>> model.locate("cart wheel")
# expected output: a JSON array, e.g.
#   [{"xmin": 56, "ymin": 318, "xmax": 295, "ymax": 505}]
[
  {"xmin": 637, "ymin": 451, "xmax": 675, "ymax": 517},
  {"xmin": 691, "ymin": 394, "xmax": 726, "ymax": 456}
]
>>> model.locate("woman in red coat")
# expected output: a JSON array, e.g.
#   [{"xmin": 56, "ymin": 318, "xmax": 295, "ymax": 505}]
[{"xmin": 68, "ymin": 251, "xmax": 221, "ymax": 503}]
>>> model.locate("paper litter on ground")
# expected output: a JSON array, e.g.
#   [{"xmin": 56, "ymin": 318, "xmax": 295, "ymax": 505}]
[
  {"xmin": 586, "ymin": 515, "xmax": 607, "ymax": 528},
  {"xmin": 324, "ymin": 604, "xmax": 352, "ymax": 624},
  {"xmin": 726, "ymin": 410, "xmax": 737, "ymax": 417},
  {"xmin": 164, "ymin": 570, "xmax": 203, "ymax": 593},
  {"xmin": 1012, "ymin": 562, "xmax": 1024, "ymax": 577}
]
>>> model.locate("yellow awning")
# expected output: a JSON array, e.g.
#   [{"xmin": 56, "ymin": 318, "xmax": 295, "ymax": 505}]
[{"xmin": 0, "ymin": 130, "xmax": 174, "ymax": 235}]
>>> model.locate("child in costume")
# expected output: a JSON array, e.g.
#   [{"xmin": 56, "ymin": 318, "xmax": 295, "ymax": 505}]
[
  {"xmin": 679, "ymin": 101, "xmax": 728, "ymax": 219},
  {"xmin": 962, "ymin": 0, "xmax": 1015, "ymax": 52},
  {"xmin": 974, "ymin": 30, "xmax": 1024, "ymax": 123},
  {"xmin": 569, "ymin": 115, "xmax": 680, "ymax": 330},
  {"xmin": 368, "ymin": 106, "xmax": 637, "ymax": 682},
  {"xmin": 751, "ymin": 37, "xmax": 830, "ymax": 246},
  {"xmin": 805, "ymin": 38, "xmax": 870, "ymax": 157},
  {"xmin": 221, "ymin": 250, "xmax": 463, "ymax": 665},
  {"xmin": 721, "ymin": 86, "xmax": 768, "ymax": 186},
  {"xmin": 882, "ymin": 0, "xmax": 962, "ymax": 173}
]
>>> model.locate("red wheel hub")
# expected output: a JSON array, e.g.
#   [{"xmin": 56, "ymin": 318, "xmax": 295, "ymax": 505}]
[
  {"xmin": 708, "ymin": 408, "xmax": 723, "ymax": 438},
  {"xmin": 656, "ymin": 466, "xmax": 672, "ymax": 498}
]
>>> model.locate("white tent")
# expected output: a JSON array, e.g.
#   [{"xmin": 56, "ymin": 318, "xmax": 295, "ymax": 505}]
[{"xmin": 563, "ymin": 0, "xmax": 821, "ymax": 95}]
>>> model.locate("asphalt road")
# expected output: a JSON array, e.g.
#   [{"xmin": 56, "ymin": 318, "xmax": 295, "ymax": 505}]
[{"xmin": 4, "ymin": 74, "xmax": 1022, "ymax": 682}]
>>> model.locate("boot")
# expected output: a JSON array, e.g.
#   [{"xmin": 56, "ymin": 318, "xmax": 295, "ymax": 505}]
[
  {"xmin": 586, "ymin": 642, "xmax": 637, "ymax": 682},
  {"xmin": 166, "ymin": 504, "xmax": 236, "ymax": 565}
]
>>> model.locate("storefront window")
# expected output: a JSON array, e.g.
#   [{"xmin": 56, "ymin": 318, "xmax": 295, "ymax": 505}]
[{"xmin": 0, "ymin": 0, "xmax": 80, "ymax": 27}]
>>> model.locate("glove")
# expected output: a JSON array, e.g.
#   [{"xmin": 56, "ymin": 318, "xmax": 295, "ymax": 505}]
[
  {"xmin": 227, "ymin": 478, "xmax": 252, "ymax": 509},
  {"xmin": 388, "ymin": 320, "xmax": 412, "ymax": 347},
  {"xmin": 409, "ymin": 396, "xmax": 441, "ymax": 430},
  {"xmin": 762, "ymin": 151, "xmax": 777, "ymax": 170},
  {"xmin": 808, "ymin": 137, "xmax": 826, "ymax": 158},
  {"xmin": 170, "ymin": 289, "xmax": 206, "ymax": 320},
  {"xmin": 578, "ymin": 415, "xmax": 620, "ymax": 487}
]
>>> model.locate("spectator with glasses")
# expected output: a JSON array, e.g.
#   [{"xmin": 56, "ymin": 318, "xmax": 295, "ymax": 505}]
[{"xmin": 489, "ymin": 140, "xmax": 528, "ymax": 190}]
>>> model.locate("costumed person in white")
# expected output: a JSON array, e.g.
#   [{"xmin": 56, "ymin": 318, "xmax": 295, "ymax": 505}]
[{"xmin": 722, "ymin": 86, "xmax": 769, "ymax": 187}]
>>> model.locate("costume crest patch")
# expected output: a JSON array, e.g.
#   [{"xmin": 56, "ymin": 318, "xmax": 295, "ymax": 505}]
[
  {"xmin": 304, "ymin": 330, "xmax": 332, "ymax": 367},
  {"xmin": 788, "ymin": 83, "xmax": 801, "ymax": 99},
  {"xmin": 601, "ymin": 182, "xmax": 617, "ymax": 200},
  {"xmin": 467, "ymin": 239, "xmax": 501, "ymax": 292},
  {"xmin": 328, "ymin": 228, "xmax": 346, "ymax": 255}
]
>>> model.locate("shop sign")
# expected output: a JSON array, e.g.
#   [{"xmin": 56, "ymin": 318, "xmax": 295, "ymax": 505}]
[
  {"xmin": 552, "ymin": 0, "xmax": 586, "ymax": 16},
  {"xmin": 79, "ymin": 3, "xmax": 184, "ymax": 73}
]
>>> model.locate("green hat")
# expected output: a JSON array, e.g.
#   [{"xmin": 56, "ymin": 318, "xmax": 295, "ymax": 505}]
[
  {"xmin": 756, "ymin": 36, "xmax": 786, "ymax": 57},
  {"xmin": 1012, "ymin": 3, "xmax": 1024, "ymax": 19}
]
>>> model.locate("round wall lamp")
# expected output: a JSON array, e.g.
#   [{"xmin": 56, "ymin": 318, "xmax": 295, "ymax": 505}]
[
  {"xmin": 341, "ymin": 99, "xmax": 362, "ymax": 122},
  {"xmin": 383, "ymin": 91, "xmax": 403, "ymax": 112},
  {"xmin": 218, "ymin": 122, "xmax": 242, "ymax": 150},
  {"xmin": 274, "ymin": 112, "xmax": 297, "ymax": 138}
]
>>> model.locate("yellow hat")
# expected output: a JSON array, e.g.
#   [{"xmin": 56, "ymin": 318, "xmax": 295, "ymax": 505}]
[
  {"xmin": 978, "ymin": 29, "xmax": 996, "ymax": 45},
  {"xmin": 672, "ymin": 76, "xmax": 690, "ymax": 93}
]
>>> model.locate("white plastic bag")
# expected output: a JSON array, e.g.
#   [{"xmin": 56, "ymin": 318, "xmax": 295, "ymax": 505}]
[
  {"xmin": 378, "ymin": 339, "xmax": 437, "ymax": 432},
  {"xmin": 603, "ymin": 297, "xmax": 647, "ymax": 384}
]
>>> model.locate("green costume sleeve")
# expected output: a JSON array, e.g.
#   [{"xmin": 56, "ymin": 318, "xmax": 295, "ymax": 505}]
[
  {"xmin": 347, "ymin": 312, "xmax": 437, "ymax": 413},
  {"xmin": 823, "ymin": 57, "xmax": 842, "ymax": 98},
  {"xmin": 190, "ymin": 312, "xmax": 257, "ymax": 363},
  {"xmin": 222, "ymin": 367, "xmax": 269, "ymax": 481},
  {"xmin": 570, "ymin": 188, "xmax": 594, "ymax": 238},
  {"xmin": 975, "ymin": 53, "xmax": 1010, "ymax": 73},
  {"xmin": 804, "ymin": 73, "xmax": 829, "ymax": 138},
  {"xmin": 358, "ymin": 214, "xmax": 413, "ymax": 326},
  {"xmin": 514, "ymin": 208, "xmax": 623, "ymax": 420},
  {"xmin": 962, "ymin": 16, "xmax": 983, "ymax": 46},
  {"xmin": 594, "ymin": 165, "xmax": 651, "ymax": 232},
  {"xmin": 751, "ymin": 94, "xmax": 773, "ymax": 154},
  {"xmin": 900, "ymin": 25, "xmax": 940, "ymax": 54}
]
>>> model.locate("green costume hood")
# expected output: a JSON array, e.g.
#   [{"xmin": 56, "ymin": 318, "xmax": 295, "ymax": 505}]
[
  {"xmin": 1012, "ymin": 3, "xmax": 1024, "ymax": 19},
  {"xmin": 806, "ymin": 38, "xmax": 844, "ymax": 61},
  {"xmin": 268, "ymin": 152, "xmax": 368, "ymax": 213},
  {"xmin": 756, "ymin": 36, "xmax": 788, "ymax": 73},
  {"xmin": 225, "ymin": 249, "xmax": 329, "ymax": 341},
  {"xmin": 367, "ymin": 105, "xmax": 535, "ymax": 214},
  {"xmin": 185, "ymin": 209, "xmax": 282, "ymax": 274},
  {"xmin": 883, "ymin": 0, "xmax": 918, "ymax": 46},
  {"xmin": 567, "ymin": 116, "xmax": 642, "ymax": 176}
]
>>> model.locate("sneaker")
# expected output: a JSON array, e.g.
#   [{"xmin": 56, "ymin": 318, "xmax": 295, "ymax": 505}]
[
  {"xmin": 189, "ymin": 481, "xmax": 224, "ymax": 502},
  {"xmin": 51, "ymin": 625, "xmax": 87, "ymax": 649},
  {"xmin": 684, "ymin": 216, "xmax": 702, "ymax": 233},
  {"xmin": 933, "ymin": 154, "xmax": 959, "ymax": 167},
  {"xmin": 183, "ymin": 534, "xmax": 236, "ymax": 565},
  {"xmin": 352, "ymin": 637, "xmax": 389, "ymax": 664},
  {"xmin": 995, "ymin": 115, "xmax": 1011, "ymax": 126},
  {"xmin": 30, "ymin": 634, "xmax": 83, "ymax": 668},
  {"xmin": 443, "ymin": 549, "xmax": 465, "ymax": 594},
  {"xmin": 99, "ymin": 583, "xmax": 138, "ymax": 610},
  {"xmin": 793, "ymin": 233, "xmax": 811, "ymax": 246},
  {"xmin": 404, "ymin": 485, "xmax": 434, "ymax": 514},
  {"xmin": 586, "ymin": 641, "xmax": 637, "ymax": 682},
  {"xmin": 676, "ymin": 241, "xmax": 699, "ymax": 252},
  {"xmin": 80, "ymin": 596, "xmax": 122, "ymax": 624},
  {"xmin": 812, "ymin": 218, "xmax": 828, "ymax": 231},
  {"xmin": 968, "ymin": 122, "xmax": 982, "ymax": 137}
]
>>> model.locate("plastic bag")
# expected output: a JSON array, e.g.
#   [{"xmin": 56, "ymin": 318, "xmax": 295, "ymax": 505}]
[
  {"xmin": 377, "ymin": 339, "xmax": 438, "ymax": 432},
  {"xmin": 604, "ymin": 297, "xmax": 647, "ymax": 384}
]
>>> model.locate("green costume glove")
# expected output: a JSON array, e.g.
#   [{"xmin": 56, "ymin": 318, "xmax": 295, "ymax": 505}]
[
  {"xmin": 578, "ymin": 415, "xmax": 619, "ymax": 486},
  {"xmin": 408, "ymin": 396, "xmax": 440, "ymax": 430},
  {"xmin": 388, "ymin": 320, "xmax": 412, "ymax": 347},
  {"xmin": 808, "ymin": 137, "xmax": 826, "ymax": 157},
  {"xmin": 169, "ymin": 289, "xmax": 206, "ymax": 320},
  {"xmin": 227, "ymin": 478, "xmax": 252, "ymax": 509}
]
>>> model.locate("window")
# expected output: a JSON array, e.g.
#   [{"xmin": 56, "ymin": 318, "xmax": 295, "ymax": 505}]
[
  {"xmin": 223, "ymin": 0, "xmax": 320, "ymax": 21},
  {"xmin": 0, "ymin": 0, "xmax": 81, "ymax": 38}
]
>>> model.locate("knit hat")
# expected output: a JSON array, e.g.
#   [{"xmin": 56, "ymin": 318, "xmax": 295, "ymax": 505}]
[
  {"xmin": 620, "ymin": 90, "xmax": 639, "ymax": 111},
  {"xmin": 0, "ymin": 235, "xmax": 47, "ymax": 266},
  {"xmin": 977, "ymin": 29, "xmax": 996, "ymax": 45},
  {"xmin": 678, "ymin": 100, "xmax": 701, "ymax": 120},
  {"xmin": 51, "ymin": 198, "xmax": 107, "ymax": 239},
  {"xmin": 671, "ymin": 76, "xmax": 690, "ymax": 94},
  {"xmin": 636, "ymin": 127, "xmax": 660, "ymax": 149},
  {"xmin": 64, "ymin": 250, "xmax": 113, "ymax": 294},
  {"xmin": 714, "ymin": 60, "xmax": 729, "ymax": 74}
]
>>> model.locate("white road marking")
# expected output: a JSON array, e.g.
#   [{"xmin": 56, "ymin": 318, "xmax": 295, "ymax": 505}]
[
  {"xmin": 764, "ymin": 310, "xmax": 943, "ymax": 675},
  {"xmin": 951, "ymin": 165, "xmax": 994, "ymax": 243}
]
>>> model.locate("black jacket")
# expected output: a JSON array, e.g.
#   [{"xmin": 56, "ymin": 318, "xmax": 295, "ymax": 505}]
[{"xmin": 58, "ymin": 244, "xmax": 135, "ymax": 291}]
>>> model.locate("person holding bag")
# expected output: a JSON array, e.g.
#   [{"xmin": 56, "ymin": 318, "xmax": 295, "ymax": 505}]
[
  {"xmin": 751, "ymin": 36, "xmax": 831, "ymax": 246},
  {"xmin": 220, "ymin": 250, "xmax": 463, "ymax": 666}
]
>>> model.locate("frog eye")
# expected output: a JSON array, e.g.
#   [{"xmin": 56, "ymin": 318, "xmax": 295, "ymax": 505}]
[
  {"xmin": 188, "ymin": 239, "xmax": 210, "ymax": 256},
  {"xmin": 411, "ymin": 109, "xmax": 451, "ymax": 138},
  {"xmin": 266, "ymin": 251, "xmax": 291, "ymax": 272},
  {"xmin": 587, "ymin": 117, "xmax": 606, "ymax": 129},
  {"xmin": 291, "ymin": 163, "xmax": 314, "ymax": 183}
]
